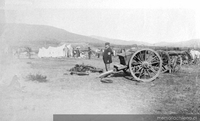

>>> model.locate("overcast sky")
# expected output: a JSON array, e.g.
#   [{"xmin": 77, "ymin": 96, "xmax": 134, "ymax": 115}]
[{"xmin": 3, "ymin": 0, "xmax": 200, "ymax": 43}]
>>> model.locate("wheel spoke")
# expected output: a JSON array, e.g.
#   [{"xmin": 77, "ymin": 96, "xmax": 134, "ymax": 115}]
[
  {"xmin": 144, "ymin": 69, "xmax": 149, "ymax": 79},
  {"xmin": 131, "ymin": 60, "xmax": 141, "ymax": 66},
  {"xmin": 162, "ymin": 65, "xmax": 166, "ymax": 71},
  {"xmin": 151, "ymin": 60, "xmax": 160, "ymax": 65},
  {"xmin": 138, "ymin": 52, "xmax": 143, "ymax": 61},
  {"xmin": 144, "ymin": 50, "xmax": 147, "ymax": 61},
  {"xmin": 143, "ymin": 69, "xmax": 146, "ymax": 79},
  {"xmin": 143, "ymin": 51, "xmax": 146, "ymax": 61},
  {"xmin": 148, "ymin": 55, "xmax": 157, "ymax": 64},
  {"xmin": 152, "ymin": 55, "xmax": 159, "ymax": 62},
  {"xmin": 160, "ymin": 52, "xmax": 163, "ymax": 58},
  {"xmin": 134, "ymin": 55, "xmax": 142, "ymax": 63},
  {"xmin": 134, "ymin": 66, "xmax": 142, "ymax": 74},
  {"xmin": 138, "ymin": 68, "xmax": 144, "ymax": 78},
  {"xmin": 146, "ymin": 69, "xmax": 151, "ymax": 78},
  {"xmin": 145, "ymin": 50, "xmax": 151, "ymax": 61},
  {"xmin": 131, "ymin": 64, "xmax": 140, "ymax": 70},
  {"xmin": 140, "ymin": 51, "xmax": 145, "ymax": 61},
  {"xmin": 149, "ymin": 66, "xmax": 156, "ymax": 74},
  {"xmin": 146, "ymin": 53, "xmax": 154, "ymax": 63},
  {"xmin": 144, "ymin": 50, "xmax": 149, "ymax": 61}
]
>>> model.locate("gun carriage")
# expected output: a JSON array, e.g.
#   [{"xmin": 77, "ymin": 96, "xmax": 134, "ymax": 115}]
[
  {"xmin": 99, "ymin": 47, "xmax": 189, "ymax": 82},
  {"xmin": 99, "ymin": 48, "xmax": 163, "ymax": 82},
  {"xmin": 155, "ymin": 47, "xmax": 187, "ymax": 73}
]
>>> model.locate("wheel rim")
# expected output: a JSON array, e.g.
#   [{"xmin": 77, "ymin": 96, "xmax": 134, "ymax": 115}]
[
  {"xmin": 129, "ymin": 48, "xmax": 162, "ymax": 82},
  {"xmin": 158, "ymin": 51, "xmax": 170, "ymax": 73}
]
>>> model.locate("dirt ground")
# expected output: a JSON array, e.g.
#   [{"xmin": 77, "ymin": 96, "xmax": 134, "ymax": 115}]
[{"xmin": 0, "ymin": 54, "xmax": 200, "ymax": 121}]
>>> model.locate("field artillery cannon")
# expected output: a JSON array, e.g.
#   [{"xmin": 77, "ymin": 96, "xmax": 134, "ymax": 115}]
[
  {"xmin": 166, "ymin": 51, "xmax": 184, "ymax": 73},
  {"xmin": 156, "ymin": 50, "xmax": 185, "ymax": 73},
  {"xmin": 99, "ymin": 48, "xmax": 163, "ymax": 82}
]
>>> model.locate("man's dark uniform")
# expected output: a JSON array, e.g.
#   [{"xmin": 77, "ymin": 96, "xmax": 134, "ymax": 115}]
[
  {"xmin": 103, "ymin": 47, "xmax": 113, "ymax": 64},
  {"xmin": 88, "ymin": 47, "xmax": 92, "ymax": 59}
]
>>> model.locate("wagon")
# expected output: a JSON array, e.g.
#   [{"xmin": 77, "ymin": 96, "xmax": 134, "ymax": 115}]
[{"xmin": 99, "ymin": 48, "xmax": 163, "ymax": 82}]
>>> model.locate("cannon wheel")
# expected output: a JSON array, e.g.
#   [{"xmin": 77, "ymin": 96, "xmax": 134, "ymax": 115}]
[
  {"xmin": 181, "ymin": 51, "xmax": 191, "ymax": 65},
  {"xmin": 158, "ymin": 51, "xmax": 170, "ymax": 73},
  {"xmin": 170, "ymin": 55, "xmax": 182, "ymax": 73},
  {"xmin": 129, "ymin": 48, "xmax": 162, "ymax": 82}
]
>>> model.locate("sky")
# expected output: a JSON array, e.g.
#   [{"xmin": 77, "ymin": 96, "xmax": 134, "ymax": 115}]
[{"xmin": 2, "ymin": 0, "xmax": 200, "ymax": 43}]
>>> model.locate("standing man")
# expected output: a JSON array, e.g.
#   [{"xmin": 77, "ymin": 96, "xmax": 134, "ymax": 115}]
[
  {"xmin": 103, "ymin": 42, "xmax": 113, "ymax": 71},
  {"xmin": 88, "ymin": 47, "xmax": 92, "ymax": 59},
  {"xmin": 73, "ymin": 48, "xmax": 76, "ymax": 58},
  {"xmin": 76, "ymin": 47, "xmax": 80, "ymax": 58},
  {"xmin": 97, "ymin": 48, "xmax": 101, "ymax": 58}
]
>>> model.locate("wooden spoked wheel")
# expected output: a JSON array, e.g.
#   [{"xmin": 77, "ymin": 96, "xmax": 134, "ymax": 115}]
[
  {"xmin": 129, "ymin": 49, "xmax": 162, "ymax": 82},
  {"xmin": 158, "ymin": 51, "xmax": 170, "ymax": 73},
  {"xmin": 170, "ymin": 55, "xmax": 182, "ymax": 73},
  {"xmin": 181, "ymin": 52, "xmax": 191, "ymax": 65}
]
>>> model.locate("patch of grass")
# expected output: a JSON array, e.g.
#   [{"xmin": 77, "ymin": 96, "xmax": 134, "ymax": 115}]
[{"xmin": 26, "ymin": 73, "xmax": 48, "ymax": 82}]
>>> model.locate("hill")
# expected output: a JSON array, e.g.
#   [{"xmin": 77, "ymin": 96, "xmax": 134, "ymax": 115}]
[
  {"xmin": 1, "ymin": 23, "xmax": 199, "ymax": 51},
  {"xmin": 90, "ymin": 35, "xmax": 151, "ymax": 46},
  {"xmin": 154, "ymin": 39, "xmax": 200, "ymax": 48},
  {"xmin": 0, "ymin": 23, "xmax": 105, "ymax": 50}
]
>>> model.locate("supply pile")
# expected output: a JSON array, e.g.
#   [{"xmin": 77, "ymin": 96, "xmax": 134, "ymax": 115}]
[{"xmin": 69, "ymin": 64, "xmax": 103, "ymax": 75}]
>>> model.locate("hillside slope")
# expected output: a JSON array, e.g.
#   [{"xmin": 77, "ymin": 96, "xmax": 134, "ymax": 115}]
[
  {"xmin": 154, "ymin": 39, "xmax": 200, "ymax": 48},
  {"xmin": 90, "ymin": 35, "xmax": 151, "ymax": 46},
  {"xmin": 1, "ymin": 23, "xmax": 199, "ymax": 50},
  {"xmin": 0, "ymin": 23, "xmax": 104, "ymax": 49}
]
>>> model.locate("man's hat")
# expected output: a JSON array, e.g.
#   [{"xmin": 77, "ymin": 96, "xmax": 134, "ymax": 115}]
[{"xmin": 105, "ymin": 42, "xmax": 110, "ymax": 45}]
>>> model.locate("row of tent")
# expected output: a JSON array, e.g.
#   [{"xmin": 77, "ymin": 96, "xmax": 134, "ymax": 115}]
[
  {"xmin": 37, "ymin": 44, "xmax": 118, "ymax": 58},
  {"xmin": 38, "ymin": 44, "xmax": 73, "ymax": 58}
]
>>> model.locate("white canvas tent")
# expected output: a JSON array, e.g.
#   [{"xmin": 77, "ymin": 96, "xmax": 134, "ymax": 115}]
[
  {"xmin": 66, "ymin": 44, "xmax": 73, "ymax": 57},
  {"xmin": 38, "ymin": 44, "xmax": 73, "ymax": 58}
]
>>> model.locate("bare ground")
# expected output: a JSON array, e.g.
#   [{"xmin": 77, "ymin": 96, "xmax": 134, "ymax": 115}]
[{"xmin": 0, "ymin": 55, "xmax": 200, "ymax": 121}]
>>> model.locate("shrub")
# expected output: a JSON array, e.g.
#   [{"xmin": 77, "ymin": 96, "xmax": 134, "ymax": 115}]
[{"xmin": 26, "ymin": 73, "xmax": 48, "ymax": 82}]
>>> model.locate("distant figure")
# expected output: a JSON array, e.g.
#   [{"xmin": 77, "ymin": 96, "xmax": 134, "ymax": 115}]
[
  {"xmin": 73, "ymin": 48, "xmax": 76, "ymax": 58},
  {"xmin": 103, "ymin": 42, "xmax": 113, "ymax": 71},
  {"xmin": 101, "ymin": 49, "xmax": 104, "ymax": 57},
  {"xmin": 97, "ymin": 49, "xmax": 101, "ymax": 58},
  {"xmin": 113, "ymin": 50, "xmax": 116, "ymax": 56},
  {"xmin": 88, "ymin": 47, "xmax": 92, "ymax": 59},
  {"xmin": 76, "ymin": 48, "xmax": 80, "ymax": 58},
  {"xmin": 120, "ymin": 48, "xmax": 125, "ymax": 53}
]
